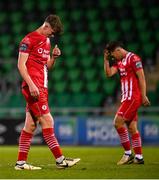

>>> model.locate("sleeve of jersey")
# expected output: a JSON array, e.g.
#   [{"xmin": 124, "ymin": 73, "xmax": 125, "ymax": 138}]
[
  {"xmin": 19, "ymin": 36, "xmax": 33, "ymax": 54},
  {"xmin": 131, "ymin": 55, "xmax": 143, "ymax": 72}
]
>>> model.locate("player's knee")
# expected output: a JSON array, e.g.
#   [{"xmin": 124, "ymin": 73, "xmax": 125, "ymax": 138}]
[
  {"xmin": 114, "ymin": 122, "xmax": 118, "ymax": 129},
  {"xmin": 128, "ymin": 121, "xmax": 138, "ymax": 135},
  {"xmin": 128, "ymin": 126, "xmax": 137, "ymax": 135},
  {"xmin": 39, "ymin": 114, "xmax": 54, "ymax": 128},
  {"xmin": 114, "ymin": 124, "xmax": 124, "ymax": 129},
  {"xmin": 24, "ymin": 123, "xmax": 36, "ymax": 133},
  {"xmin": 30, "ymin": 123, "xmax": 36, "ymax": 132},
  {"xmin": 113, "ymin": 116, "xmax": 124, "ymax": 129},
  {"xmin": 114, "ymin": 121, "xmax": 122, "ymax": 129}
]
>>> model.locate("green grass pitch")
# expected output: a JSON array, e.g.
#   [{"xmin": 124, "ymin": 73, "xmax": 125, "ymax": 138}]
[{"xmin": 0, "ymin": 146, "xmax": 159, "ymax": 179}]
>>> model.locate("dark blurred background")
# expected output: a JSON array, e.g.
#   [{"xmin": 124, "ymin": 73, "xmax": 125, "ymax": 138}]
[{"xmin": 0, "ymin": 0, "xmax": 159, "ymax": 116}]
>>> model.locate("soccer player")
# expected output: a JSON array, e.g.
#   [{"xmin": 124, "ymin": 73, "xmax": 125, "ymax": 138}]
[
  {"xmin": 15, "ymin": 14, "xmax": 80, "ymax": 170},
  {"xmin": 104, "ymin": 41, "xmax": 150, "ymax": 165}
]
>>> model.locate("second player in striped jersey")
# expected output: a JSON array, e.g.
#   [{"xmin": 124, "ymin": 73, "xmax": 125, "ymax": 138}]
[{"xmin": 104, "ymin": 41, "xmax": 150, "ymax": 165}]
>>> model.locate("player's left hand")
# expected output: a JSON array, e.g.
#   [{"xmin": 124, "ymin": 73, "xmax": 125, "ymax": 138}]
[
  {"xmin": 104, "ymin": 49, "xmax": 111, "ymax": 61},
  {"xmin": 52, "ymin": 44, "xmax": 61, "ymax": 58},
  {"xmin": 142, "ymin": 95, "xmax": 151, "ymax": 106}
]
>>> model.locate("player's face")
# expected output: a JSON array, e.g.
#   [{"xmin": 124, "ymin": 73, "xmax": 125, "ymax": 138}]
[
  {"xmin": 44, "ymin": 23, "xmax": 55, "ymax": 38},
  {"xmin": 111, "ymin": 48, "xmax": 123, "ymax": 60}
]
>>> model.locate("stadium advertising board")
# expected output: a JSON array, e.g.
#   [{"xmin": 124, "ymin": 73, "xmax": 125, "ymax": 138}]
[
  {"xmin": 0, "ymin": 116, "xmax": 159, "ymax": 145},
  {"xmin": 0, "ymin": 119, "xmax": 44, "ymax": 144},
  {"xmin": 0, "ymin": 119, "xmax": 21, "ymax": 144},
  {"xmin": 140, "ymin": 117, "xmax": 159, "ymax": 144},
  {"xmin": 78, "ymin": 117, "xmax": 120, "ymax": 145},
  {"xmin": 54, "ymin": 116, "xmax": 78, "ymax": 145}
]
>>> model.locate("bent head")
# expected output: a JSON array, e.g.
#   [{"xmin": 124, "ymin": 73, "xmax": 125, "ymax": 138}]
[
  {"xmin": 105, "ymin": 41, "xmax": 127, "ymax": 60},
  {"xmin": 42, "ymin": 14, "xmax": 63, "ymax": 38}
]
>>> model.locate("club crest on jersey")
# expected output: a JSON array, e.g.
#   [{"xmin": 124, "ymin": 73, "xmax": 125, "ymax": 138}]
[
  {"xmin": 135, "ymin": 61, "xmax": 142, "ymax": 68},
  {"xmin": 38, "ymin": 48, "xmax": 43, "ymax": 54},
  {"xmin": 42, "ymin": 105, "xmax": 47, "ymax": 110}
]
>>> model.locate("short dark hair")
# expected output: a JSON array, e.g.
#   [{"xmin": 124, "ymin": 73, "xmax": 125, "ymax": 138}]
[
  {"xmin": 45, "ymin": 14, "xmax": 63, "ymax": 35},
  {"xmin": 105, "ymin": 41, "xmax": 123, "ymax": 52}
]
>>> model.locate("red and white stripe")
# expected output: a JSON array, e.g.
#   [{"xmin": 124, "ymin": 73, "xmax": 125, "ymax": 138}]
[
  {"xmin": 18, "ymin": 130, "xmax": 33, "ymax": 161},
  {"xmin": 44, "ymin": 64, "xmax": 48, "ymax": 88},
  {"xmin": 121, "ymin": 53, "xmax": 134, "ymax": 102},
  {"xmin": 43, "ymin": 133, "xmax": 59, "ymax": 149},
  {"xmin": 121, "ymin": 78, "xmax": 133, "ymax": 102},
  {"xmin": 118, "ymin": 128, "xmax": 129, "ymax": 143},
  {"xmin": 132, "ymin": 133, "xmax": 142, "ymax": 148},
  {"xmin": 117, "ymin": 127, "xmax": 131, "ymax": 151},
  {"xmin": 19, "ymin": 131, "xmax": 32, "ymax": 153},
  {"xmin": 42, "ymin": 128, "xmax": 62, "ymax": 158}
]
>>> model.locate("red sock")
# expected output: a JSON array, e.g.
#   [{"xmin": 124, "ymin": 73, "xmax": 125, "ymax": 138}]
[
  {"xmin": 17, "ymin": 130, "xmax": 33, "ymax": 161},
  {"xmin": 42, "ymin": 128, "xmax": 62, "ymax": 159},
  {"xmin": 132, "ymin": 132, "xmax": 142, "ymax": 154},
  {"xmin": 117, "ymin": 127, "xmax": 131, "ymax": 151}
]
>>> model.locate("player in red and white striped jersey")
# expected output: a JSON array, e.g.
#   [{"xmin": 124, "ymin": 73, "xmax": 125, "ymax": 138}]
[
  {"xmin": 104, "ymin": 41, "xmax": 150, "ymax": 165},
  {"xmin": 15, "ymin": 15, "xmax": 80, "ymax": 170}
]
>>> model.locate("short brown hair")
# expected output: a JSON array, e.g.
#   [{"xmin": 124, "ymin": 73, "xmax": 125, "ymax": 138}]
[
  {"xmin": 45, "ymin": 14, "xmax": 63, "ymax": 35},
  {"xmin": 105, "ymin": 41, "xmax": 123, "ymax": 52}
]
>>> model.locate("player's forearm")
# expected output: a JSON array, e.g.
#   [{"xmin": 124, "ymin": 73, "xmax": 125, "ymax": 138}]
[
  {"xmin": 18, "ymin": 65, "xmax": 35, "ymax": 87},
  {"xmin": 138, "ymin": 73, "xmax": 147, "ymax": 98},
  {"xmin": 104, "ymin": 60, "xmax": 112, "ymax": 77},
  {"xmin": 47, "ymin": 56, "xmax": 56, "ymax": 69},
  {"xmin": 48, "ymin": 45, "xmax": 61, "ymax": 69}
]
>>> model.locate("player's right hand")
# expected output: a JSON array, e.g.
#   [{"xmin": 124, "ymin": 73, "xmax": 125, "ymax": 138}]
[
  {"xmin": 52, "ymin": 44, "xmax": 61, "ymax": 58},
  {"xmin": 142, "ymin": 95, "xmax": 151, "ymax": 106},
  {"xmin": 29, "ymin": 84, "xmax": 39, "ymax": 100},
  {"xmin": 104, "ymin": 49, "xmax": 110, "ymax": 61}
]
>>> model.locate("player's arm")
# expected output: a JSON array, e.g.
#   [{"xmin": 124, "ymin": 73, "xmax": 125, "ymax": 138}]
[
  {"xmin": 17, "ymin": 52, "xmax": 39, "ymax": 98},
  {"xmin": 47, "ymin": 55, "xmax": 55, "ymax": 70},
  {"xmin": 104, "ymin": 50, "xmax": 118, "ymax": 77},
  {"xmin": 136, "ymin": 69, "xmax": 150, "ymax": 106},
  {"xmin": 47, "ymin": 44, "xmax": 61, "ymax": 69}
]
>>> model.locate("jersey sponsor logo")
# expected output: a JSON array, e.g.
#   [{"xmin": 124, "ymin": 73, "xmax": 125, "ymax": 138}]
[
  {"xmin": 119, "ymin": 68, "xmax": 127, "ymax": 76},
  {"xmin": 19, "ymin": 43, "xmax": 28, "ymax": 51},
  {"xmin": 37, "ymin": 48, "xmax": 50, "ymax": 58},
  {"xmin": 42, "ymin": 105, "xmax": 47, "ymax": 110},
  {"xmin": 37, "ymin": 48, "xmax": 49, "ymax": 54},
  {"xmin": 135, "ymin": 61, "xmax": 142, "ymax": 68}
]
